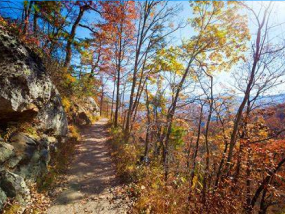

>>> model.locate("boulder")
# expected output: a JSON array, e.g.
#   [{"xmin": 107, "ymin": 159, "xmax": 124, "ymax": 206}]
[
  {"xmin": 9, "ymin": 132, "xmax": 38, "ymax": 164},
  {"xmin": 4, "ymin": 133, "xmax": 51, "ymax": 179},
  {"xmin": 7, "ymin": 157, "xmax": 22, "ymax": 169},
  {"xmin": 84, "ymin": 96, "xmax": 100, "ymax": 113},
  {"xmin": 0, "ymin": 142, "xmax": 14, "ymax": 164},
  {"xmin": 0, "ymin": 171, "xmax": 30, "ymax": 205},
  {"xmin": 46, "ymin": 136, "xmax": 58, "ymax": 144},
  {"xmin": 75, "ymin": 111, "xmax": 92, "ymax": 126},
  {"xmin": 0, "ymin": 26, "xmax": 68, "ymax": 136},
  {"xmin": 37, "ymin": 92, "xmax": 68, "ymax": 136},
  {"xmin": 17, "ymin": 137, "xmax": 51, "ymax": 180},
  {"xmin": 18, "ymin": 151, "xmax": 48, "ymax": 180},
  {"xmin": 0, "ymin": 188, "xmax": 7, "ymax": 210},
  {"xmin": 72, "ymin": 97, "xmax": 99, "ymax": 126}
]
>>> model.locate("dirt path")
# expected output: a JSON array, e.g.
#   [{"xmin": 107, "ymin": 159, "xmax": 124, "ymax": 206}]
[{"xmin": 47, "ymin": 118, "xmax": 128, "ymax": 214}]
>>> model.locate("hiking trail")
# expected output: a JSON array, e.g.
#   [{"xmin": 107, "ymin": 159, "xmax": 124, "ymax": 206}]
[{"xmin": 47, "ymin": 118, "xmax": 128, "ymax": 214}]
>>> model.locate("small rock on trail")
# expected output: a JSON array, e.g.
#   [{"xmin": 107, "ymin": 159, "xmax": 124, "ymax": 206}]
[{"xmin": 47, "ymin": 118, "xmax": 129, "ymax": 214}]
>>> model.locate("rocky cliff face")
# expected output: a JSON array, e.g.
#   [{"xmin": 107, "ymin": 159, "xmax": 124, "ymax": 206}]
[
  {"xmin": 0, "ymin": 26, "xmax": 68, "ymax": 210},
  {"xmin": 0, "ymin": 26, "xmax": 68, "ymax": 136}
]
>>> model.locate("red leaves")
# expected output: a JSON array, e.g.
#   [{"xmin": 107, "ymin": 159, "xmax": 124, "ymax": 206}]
[
  {"xmin": 87, "ymin": 1, "xmax": 137, "ymax": 77},
  {"xmin": 21, "ymin": 35, "xmax": 40, "ymax": 47}
]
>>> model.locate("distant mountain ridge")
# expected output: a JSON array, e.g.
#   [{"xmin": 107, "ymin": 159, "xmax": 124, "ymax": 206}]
[
  {"xmin": 236, "ymin": 93, "xmax": 285, "ymax": 107},
  {"xmin": 259, "ymin": 93, "xmax": 285, "ymax": 104}
]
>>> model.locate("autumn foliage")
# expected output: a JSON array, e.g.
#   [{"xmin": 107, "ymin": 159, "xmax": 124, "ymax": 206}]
[{"xmin": 1, "ymin": 1, "xmax": 285, "ymax": 213}]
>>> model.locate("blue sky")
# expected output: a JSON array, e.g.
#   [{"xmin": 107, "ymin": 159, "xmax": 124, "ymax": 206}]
[{"xmin": 217, "ymin": 1, "xmax": 285, "ymax": 96}]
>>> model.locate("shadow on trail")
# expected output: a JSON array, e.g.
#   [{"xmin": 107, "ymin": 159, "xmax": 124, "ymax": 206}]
[{"xmin": 52, "ymin": 119, "xmax": 119, "ymax": 205}]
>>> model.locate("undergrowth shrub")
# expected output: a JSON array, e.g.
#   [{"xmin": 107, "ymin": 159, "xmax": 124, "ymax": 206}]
[
  {"xmin": 132, "ymin": 169, "xmax": 193, "ymax": 214},
  {"xmin": 62, "ymin": 97, "xmax": 72, "ymax": 112},
  {"xmin": 68, "ymin": 124, "xmax": 81, "ymax": 140},
  {"xmin": 109, "ymin": 127, "xmax": 140, "ymax": 182},
  {"xmin": 109, "ymin": 126, "xmax": 193, "ymax": 214},
  {"xmin": 37, "ymin": 137, "xmax": 78, "ymax": 191}
]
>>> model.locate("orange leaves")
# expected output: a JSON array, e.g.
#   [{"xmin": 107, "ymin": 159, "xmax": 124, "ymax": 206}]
[
  {"xmin": 20, "ymin": 35, "xmax": 41, "ymax": 47},
  {"xmin": 88, "ymin": 1, "xmax": 137, "ymax": 77},
  {"xmin": 251, "ymin": 139, "xmax": 285, "ymax": 155},
  {"xmin": 0, "ymin": 15, "xmax": 41, "ymax": 48},
  {"xmin": 99, "ymin": 1, "xmax": 137, "ymax": 37}
]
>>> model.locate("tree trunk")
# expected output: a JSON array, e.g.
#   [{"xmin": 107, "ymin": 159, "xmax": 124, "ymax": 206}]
[
  {"xmin": 163, "ymin": 59, "xmax": 194, "ymax": 181},
  {"xmin": 248, "ymin": 157, "xmax": 285, "ymax": 212},
  {"xmin": 33, "ymin": 2, "xmax": 38, "ymax": 36},
  {"xmin": 189, "ymin": 103, "xmax": 204, "ymax": 187},
  {"xmin": 100, "ymin": 86, "xmax": 104, "ymax": 116},
  {"xmin": 202, "ymin": 73, "xmax": 213, "ymax": 205},
  {"xmin": 111, "ymin": 80, "xmax": 116, "ymax": 121},
  {"xmin": 23, "ymin": 1, "xmax": 33, "ymax": 35},
  {"xmin": 114, "ymin": 22, "xmax": 123, "ymax": 127},
  {"xmin": 226, "ymin": 8, "xmax": 268, "ymax": 170},
  {"xmin": 144, "ymin": 85, "xmax": 151, "ymax": 160},
  {"xmin": 125, "ymin": 3, "xmax": 148, "ymax": 133},
  {"xmin": 64, "ymin": 6, "xmax": 85, "ymax": 68},
  {"xmin": 114, "ymin": 68, "xmax": 121, "ymax": 127}
]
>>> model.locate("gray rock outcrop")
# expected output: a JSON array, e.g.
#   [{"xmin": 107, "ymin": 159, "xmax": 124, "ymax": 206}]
[
  {"xmin": 0, "ymin": 26, "xmax": 68, "ymax": 211},
  {"xmin": 0, "ymin": 171, "xmax": 30, "ymax": 205},
  {"xmin": 84, "ymin": 96, "xmax": 100, "ymax": 113},
  {"xmin": 0, "ymin": 26, "xmax": 68, "ymax": 136},
  {"xmin": 0, "ymin": 142, "xmax": 14, "ymax": 164}
]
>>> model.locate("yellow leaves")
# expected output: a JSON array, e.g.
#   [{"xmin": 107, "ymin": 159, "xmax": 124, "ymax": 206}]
[
  {"xmin": 151, "ymin": 182, "xmax": 159, "ymax": 190},
  {"xmin": 215, "ymin": 29, "xmax": 227, "ymax": 39},
  {"xmin": 62, "ymin": 97, "xmax": 71, "ymax": 112},
  {"xmin": 213, "ymin": 1, "xmax": 224, "ymax": 9},
  {"xmin": 80, "ymin": 49, "xmax": 93, "ymax": 65},
  {"xmin": 192, "ymin": 175, "xmax": 198, "ymax": 188},
  {"xmin": 63, "ymin": 72, "xmax": 76, "ymax": 83},
  {"xmin": 68, "ymin": 124, "xmax": 81, "ymax": 140},
  {"xmin": 209, "ymin": 52, "xmax": 222, "ymax": 62},
  {"xmin": 183, "ymin": 1, "xmax": 250, "ymax": 74},
  {"xmin": 151, "ymin": 47, "xmax": 184, "ymax": 75},
  {"xmin": 148, "ymin": 75, "xmax": 157, "ymax": 85},
  {"xmin": 175, "ymin": 119, "xmax": 190, "ymax": 129},
  {"xmin": 0, "ymin": 15, "xmax": 8, "ymax": 27}
]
